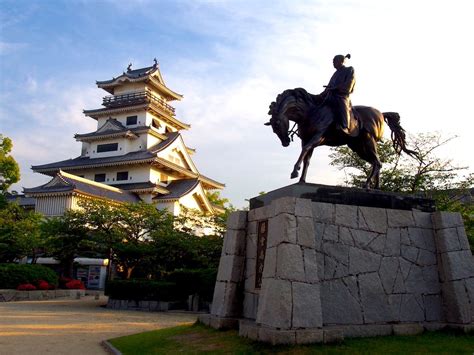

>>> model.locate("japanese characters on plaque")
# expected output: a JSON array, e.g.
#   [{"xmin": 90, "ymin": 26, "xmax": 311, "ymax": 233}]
[{"xmin": 255, "ymin": 219, "xmax": 268, "ymax": 289}]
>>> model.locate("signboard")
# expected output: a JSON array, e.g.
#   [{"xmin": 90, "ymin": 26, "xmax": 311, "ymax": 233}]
[{"xmin": 255, "ymin": 219, "xmax": 268, "ymax": 289}]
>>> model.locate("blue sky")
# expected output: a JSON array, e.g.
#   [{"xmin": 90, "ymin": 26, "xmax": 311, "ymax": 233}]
[{"xmin": 1, "ymin": 0, "xmax": 473, "ymax": 207}]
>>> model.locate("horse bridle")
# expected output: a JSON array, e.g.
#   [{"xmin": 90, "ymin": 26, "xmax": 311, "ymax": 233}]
[{"xmin": 288, "ymin": 122, "xmax": 299, "ymax": 141}]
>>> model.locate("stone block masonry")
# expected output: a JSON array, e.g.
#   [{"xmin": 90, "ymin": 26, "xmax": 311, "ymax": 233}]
[{"xmin": 200, "ymin": 188, "xmax": 474, "ymax": 344}]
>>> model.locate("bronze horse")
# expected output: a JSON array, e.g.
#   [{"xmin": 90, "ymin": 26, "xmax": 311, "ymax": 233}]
[{"xmin": 265, "ymin": 88, "xmax": 416, "ymax": 189}]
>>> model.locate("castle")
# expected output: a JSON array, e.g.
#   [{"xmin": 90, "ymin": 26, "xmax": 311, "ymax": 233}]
[{"xmin": 25, "ymin": 60, "xmax": 224, "ymax": 217}]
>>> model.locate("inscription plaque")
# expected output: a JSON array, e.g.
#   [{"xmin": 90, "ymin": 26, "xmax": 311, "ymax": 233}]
[{"xmin": 255, "ymin": 219, "xmax": 268, "ymax": 289}]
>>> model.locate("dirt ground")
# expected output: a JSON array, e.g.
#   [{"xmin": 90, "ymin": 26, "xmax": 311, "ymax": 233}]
[{"xmin": 0, "ymin": 296, "xmax": 197, "ymax": 354}]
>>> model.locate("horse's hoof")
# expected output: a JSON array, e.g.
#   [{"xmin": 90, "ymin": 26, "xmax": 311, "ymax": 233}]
[{"xmin": 291, "ymin": 171, "xmax": 299, "ymax": 179}]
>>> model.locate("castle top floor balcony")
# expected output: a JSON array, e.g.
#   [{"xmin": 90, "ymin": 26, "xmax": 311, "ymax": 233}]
[{"xmin": 102, "ymin": 91, "xmax": 175, "ymax": 115}]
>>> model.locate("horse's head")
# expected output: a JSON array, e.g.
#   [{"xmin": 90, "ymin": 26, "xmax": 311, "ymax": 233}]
[{"xmin": 265, "ymin": 99, "xmax": 291, "ymax": 147}]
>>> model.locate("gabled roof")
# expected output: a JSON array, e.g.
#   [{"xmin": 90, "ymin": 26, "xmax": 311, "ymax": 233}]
[
  {"xmin": 95, "ymin": 61, "xmax": 182, "ymax": 100},
  {"xmin": 24, "ymin": 171, "xmax": 140, "ymax": 203},
  {"xmin": 74, "ymin": 117, "xmax": 168, "ymax": 142},
  {"xmin": 32, "ymin": 132, "xmax": 180, "ymax": 174},
  {"xmin": 110, "ymin": 181, "xmax": 170, "ymax": 195},
  {"xmin": 153, "ymin": 179, "xmax": 200, "ymax": 200},
  {"xmin": 83, "ymin": 104, "xmax": 191, "ymax": 130},
  {"xmin": 74, "ymin": 118, "xmax": 146, "ymax": 141},
  {"xmin": 153, "ymin": 179, "xmax": 222, "ymax": 214}
]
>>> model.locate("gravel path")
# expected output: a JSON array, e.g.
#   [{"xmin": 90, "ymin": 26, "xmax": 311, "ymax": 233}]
[{"xmin": 0, "ymin": 296, "xmax": 197, "ymax": 354}]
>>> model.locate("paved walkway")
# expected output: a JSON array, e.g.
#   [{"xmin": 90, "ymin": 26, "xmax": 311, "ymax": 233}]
[{"xmin": 0, "ymin": 296, "xmax": 197, "ymax": 354}]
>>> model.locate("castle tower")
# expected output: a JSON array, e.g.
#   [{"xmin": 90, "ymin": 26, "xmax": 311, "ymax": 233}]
[{"xmin": 25, "ymin": 60, "xmax": 224, "ymax": 216}]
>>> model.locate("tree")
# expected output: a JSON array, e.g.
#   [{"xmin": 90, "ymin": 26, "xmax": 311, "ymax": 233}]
[
  {"xmin": 0, "ymin": 202, "xmax": 43, "ymax": 263},
  {"xmin": 78, "ymin": 200, "xmax": 122, "ymax": 281},
  {"xmin": 0, "ymin": 135, "xmax": 20, "ymax": 193},
  {"xmin": 329, "ymin": 133, "xmax": 472, "ymax": 193},
  {"xmin": 109, "ymin": 202, "xmax": 174, "ymax": 279},
  {"xmin": 329, "ymin": 132, "xmax": 473, "ymax": 248},
  {"xmin": 206, "ymin": 191, "xmax": 236, "ymax": 234},
  {"xmin": 41, "ymin": 210, "xmax": 92, "ymax": 277}
]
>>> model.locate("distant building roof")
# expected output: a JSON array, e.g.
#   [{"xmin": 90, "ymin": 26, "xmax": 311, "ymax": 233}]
[
  {"xmin": 24, "ymin": 171, "xmax": 140, "ymax": 203},
  {"xmin": 5, "ymin": 193, "xmax": 36, "ymax": 209}
]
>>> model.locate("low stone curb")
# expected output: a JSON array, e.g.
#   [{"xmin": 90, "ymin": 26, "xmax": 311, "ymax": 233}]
[
  {"xmin": 106, "ymin": 298, "xmax": 186, "ymax": 312},
  {"xmin": 0, "ymin": 289, "xmax": 86, "ymax": 302},
  {"xmin": 101, "ymin": 340, "xmax": 122, "ymax": 355}
]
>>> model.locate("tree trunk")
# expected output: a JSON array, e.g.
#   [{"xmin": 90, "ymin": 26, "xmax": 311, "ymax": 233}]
[{"xmin": 125, "ymin": 266, "xmax": 134, "ymax": 280}]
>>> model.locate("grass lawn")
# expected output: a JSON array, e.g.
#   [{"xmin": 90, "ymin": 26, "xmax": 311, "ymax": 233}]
[{"xmin": 109, "ymin": 323, "xmax": 474, "ymax": 354}]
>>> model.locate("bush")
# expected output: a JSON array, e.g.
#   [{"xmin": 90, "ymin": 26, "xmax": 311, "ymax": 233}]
[
  {"xmin": 165, "ymin": 268, "xmax": 217, "ymax": 302},
  {"xmin": 17, "ymin": 283, "xmax": 36, "ymax": 291},
  {"xmin": 0, "ymin": 263, "xmax": 58, "ymax": 289},
  {"xmin": 37, "ymin": 280, "xmax": 54, "ymax": 290},
  {"xmin": 105, "ymin": 280, "xmax": 177, "ymax": 301},
  {"xmin": 65, "ymin": 279, "xmax": 85, "ymax": 290}
]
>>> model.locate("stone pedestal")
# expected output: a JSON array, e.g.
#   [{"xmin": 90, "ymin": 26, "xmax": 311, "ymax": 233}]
[{"xmin": 200, "ymin": 183, "xmax": 474, "ymax": 344}]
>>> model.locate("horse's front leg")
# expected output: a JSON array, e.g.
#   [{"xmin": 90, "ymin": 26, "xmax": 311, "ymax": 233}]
[
  {"xmin": 291, "ymin": 135, "xmax": 323, "ymax": 179},
  {"xmin": 299, "ymin": 148, "xmax": 314, "ymax": 183}
]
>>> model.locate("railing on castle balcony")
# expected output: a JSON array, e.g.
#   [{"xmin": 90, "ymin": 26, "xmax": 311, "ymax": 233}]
[{"xmin": 102, "ymin": 91, "xmax": 175, "ymax": 115}]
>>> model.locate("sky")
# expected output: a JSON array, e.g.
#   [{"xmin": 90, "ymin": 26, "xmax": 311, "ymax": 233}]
[{"xmin": 1, "ymin": 0, "xmax": 473, "ymax": 208}]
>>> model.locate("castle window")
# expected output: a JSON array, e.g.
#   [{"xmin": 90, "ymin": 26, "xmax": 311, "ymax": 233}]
[
  {"xmin": 94, "ymin": 173, "xmax": 106, "ymax": 182},
  {"xmin": 97, "ymin": 143, "xmax": 118, "ymax": 153},
  {"xmin": 116, "ymin": 171, "xmax": 129, "ymax": 181},
  {"xmin": 126, "ymin": 116, "xmax": 138, "ymax": 125}
]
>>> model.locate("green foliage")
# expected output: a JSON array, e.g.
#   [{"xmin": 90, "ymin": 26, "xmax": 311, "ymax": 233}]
[
  {"xmin": 105, "ymin": 268, "xmax": 217, "ymax": 302},
  {"xmin": 105, "ymin": 279, "xmax": 177, "ymax": 301},
  {"xmin": 165, "ymin": 268, "xmax": 217, "ymax": 301},
  {"xmin": 151, "ymin": 231, "xmax": 222, "ymax": 273},
  {"xmin": 39, "ymin": 200, "xmax": 224, "ymax": 280},
  {"xmin": 0, "ymin": 202, "xmax": 43, "ymax": 263},
  {"xmin": 0, "ymin": 263, "xmax": 58, "ymax": 289},
  {"xmin": 0, "ymin": 135, "xmax": 20, "ymax": 193},
  {"xmin": 41, "ymin": 209, "xmax": 92, "ymax": 277},
  {"xmin": 329, "ymin": 133, "xmax": 471, "ymax": 193}
]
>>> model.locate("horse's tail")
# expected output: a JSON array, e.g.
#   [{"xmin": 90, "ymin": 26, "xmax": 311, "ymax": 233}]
[{"xmin": 383, "ymin": 112, "xmax": 419, "ymax": 159}]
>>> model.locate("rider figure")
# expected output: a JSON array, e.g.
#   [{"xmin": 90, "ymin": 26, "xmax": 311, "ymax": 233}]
[{"xmin": 322, "ymin": 54, "xmax": 355, "ymax": 134}]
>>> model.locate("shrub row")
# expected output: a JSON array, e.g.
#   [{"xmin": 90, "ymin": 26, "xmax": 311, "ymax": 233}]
[
  {"xmin": 105, "ymin": 268, "xmax": 217, "ymax": 302},
  {"xmin": 105, "ymin": 280, "xmax": 177, "ymax": 301},
  {"xmin": 0, "ymin": 264, "xmax": 58, "ymax": 289}
]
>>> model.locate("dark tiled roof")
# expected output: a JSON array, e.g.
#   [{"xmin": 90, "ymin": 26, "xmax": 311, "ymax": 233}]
[
  {"xmin": 126, "ymin": 66, "xmax": 156, "ymax": 78},
  {"xmin": 153, "ymin": 179, "xmax": 199, "ymax": 200},
  {"xmin": 33, "ymin": 132, "xmax": 181, "ymax": 173},
  {"xmin": 32, "ymin": 150, "xmax": 155, "ymax": 172},
  {"xmin": 6, "ymin": 194, "xmax": 36, "ymax": 207},
  {"xmin": 75, "ymin": 125, "xmax": 148, "ymax": 140},
  {"xmin": 150, "ymin": 132, "xmax": 179, "ymax": 153},
  {"xmin": 96, "ymin": 65, "xmax": 157, "ymax": 85},
  {"xmin": 110, "ymin": 181, "xmax": 169, "ymax": 194},
  {"xmin": 24, "ymin": 172, "xmax": 140, "ymax": 203}
]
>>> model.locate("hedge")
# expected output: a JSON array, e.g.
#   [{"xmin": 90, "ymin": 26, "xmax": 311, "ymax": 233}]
[
  {"xmin": 165, "ymin": 268, "xmax": 217, "ymax": 302},
  {"xmin": 0, "ymin": 263, "xmax": 58, "ymax": 289},
  {"xmin": 105, "ymin": 280, "xmax": 178, "ymax": 301},
  {"xmin": 105, "ymin": 268, "xmax": 217, "ymax": 302}
]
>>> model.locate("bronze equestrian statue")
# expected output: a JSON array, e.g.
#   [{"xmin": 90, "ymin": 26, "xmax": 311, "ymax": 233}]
[{"xmin": 265, "ymin": 55, "xmax": 416, "ymax": 189}]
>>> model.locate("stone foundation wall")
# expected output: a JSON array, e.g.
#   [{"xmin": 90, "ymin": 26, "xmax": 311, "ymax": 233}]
[{"xmin": 203, "ymin": 195, "xmax": 474, "ymax": 343}]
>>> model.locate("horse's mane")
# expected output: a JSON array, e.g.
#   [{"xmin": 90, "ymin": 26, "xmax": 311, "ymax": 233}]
[{"xmin": 268, "ymin": 88, "xmax": 319, "ymax": 116}]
